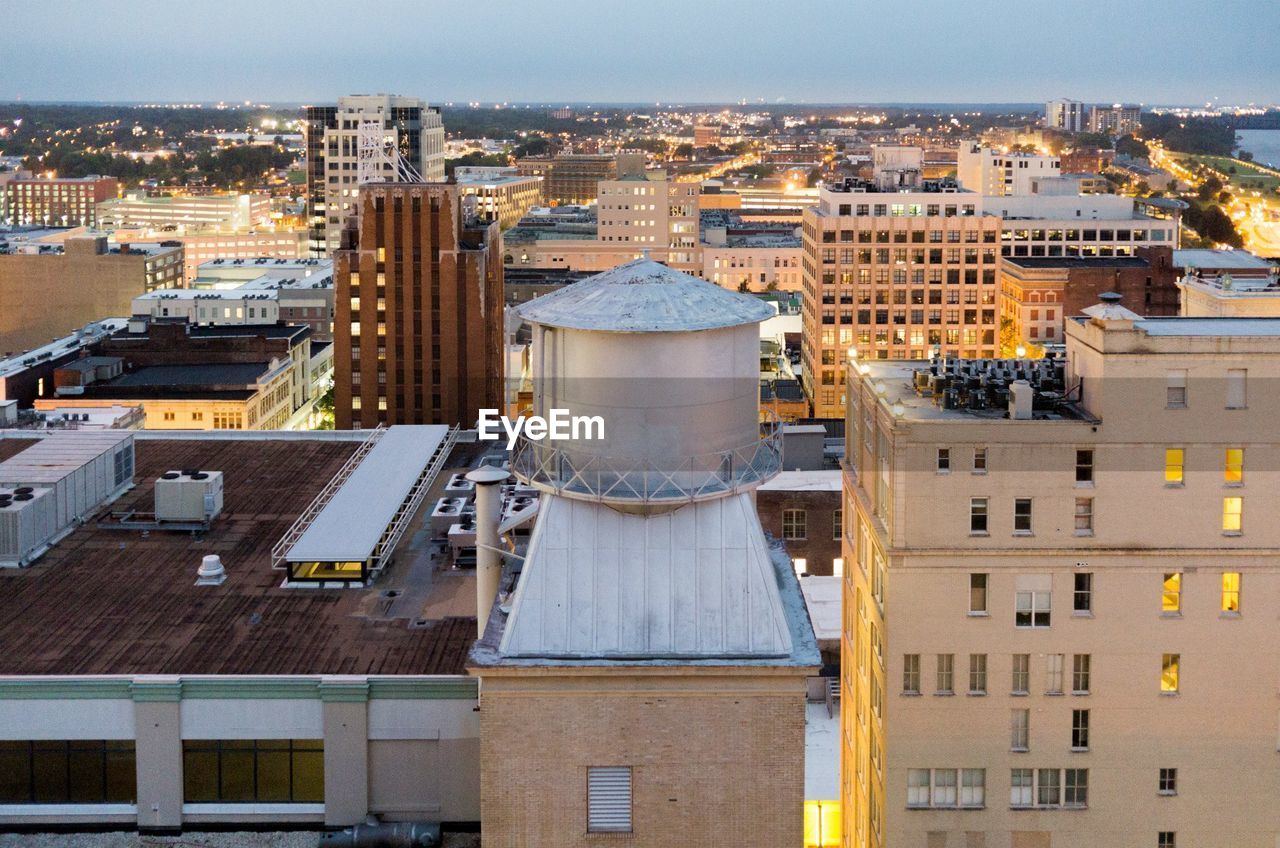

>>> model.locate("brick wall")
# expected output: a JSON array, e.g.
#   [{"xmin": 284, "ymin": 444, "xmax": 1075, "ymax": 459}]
[{"xmin": 757, "ymin": 488, "xmax": 842, "ymax": 576}]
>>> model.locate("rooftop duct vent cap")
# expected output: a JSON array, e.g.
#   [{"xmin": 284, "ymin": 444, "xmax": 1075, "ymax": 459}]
[{"xmin": 196, "ymin": 554, "xmax": 226, "ymax": 586}]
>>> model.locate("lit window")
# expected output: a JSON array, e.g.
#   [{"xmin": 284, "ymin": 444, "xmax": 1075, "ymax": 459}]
[
  {"xmin": 1223, "ymin": 497, "xmax": 1242, "ymax": 533},
  {"xmin": 793, "ymin": 557, "xmax": 807, "ymax": 576},
  {"xmin": 1224, "ymin": 448, "xmax": 1243, "ymax": 484},
  {"xmin": 1164, "ymin": 448, "xmax": 1184, "ymax": 484},
  {"xmin": 1162, "ymin": 573, "xmax": 1181, "ymax": 613},
  {"xmin": 1222, "ymin": 572, "xmax": 1241, "ymax": 613},
  {"xmin": 1161, "ymin": 654, "xmax": 1180, "ymax": 693}
]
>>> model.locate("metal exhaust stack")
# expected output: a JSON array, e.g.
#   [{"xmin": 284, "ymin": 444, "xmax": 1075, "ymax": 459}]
[{"xmin": 467, "ymin": 465, "xmax": 510, "ymax": 637}]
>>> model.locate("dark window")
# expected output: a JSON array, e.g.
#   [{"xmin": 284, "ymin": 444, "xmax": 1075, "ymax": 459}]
[
  {"xmin": 0, "ymin": 740, "xmax": 135, "ymax": 804},
  {"xmin": 182, "ymin": 740, "xmax": 323, "ymax": 803}
]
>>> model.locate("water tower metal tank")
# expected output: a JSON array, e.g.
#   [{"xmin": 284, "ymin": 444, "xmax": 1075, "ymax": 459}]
[{"xmin": 513, "ymin": 259, "xmax": 781, "ymax": 513}]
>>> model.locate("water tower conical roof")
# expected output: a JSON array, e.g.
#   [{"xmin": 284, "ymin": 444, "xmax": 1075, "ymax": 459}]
[{"xmin": 514, "ymin": 258, "xmax": 775, "ymax": 333}]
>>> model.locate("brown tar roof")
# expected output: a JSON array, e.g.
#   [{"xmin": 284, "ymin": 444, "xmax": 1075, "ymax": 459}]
[
  {"xmin": 0, "ymin": 437, "xmax": 476, "ymax": 676},
  {"xmin": 0, "ymin": 438, "xmax": 38, "ymax": 463}
]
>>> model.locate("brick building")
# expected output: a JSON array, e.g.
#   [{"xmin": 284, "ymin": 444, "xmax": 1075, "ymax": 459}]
[
  {"xmin": 757, "ymin": 470, "xmax": 844, "ymax": 577},
  {"xmin": 0, "ymin": 173, "xmax": 118, "ymax": 227},
  {"xmin": 334, "ymin": 183, "xmax": 503, "ymax": 429}
]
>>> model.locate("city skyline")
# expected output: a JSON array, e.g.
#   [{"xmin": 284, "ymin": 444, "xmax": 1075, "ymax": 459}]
[{"xmin": 4, "ymin": 0, "xmax": 1279, "ymax": 105}]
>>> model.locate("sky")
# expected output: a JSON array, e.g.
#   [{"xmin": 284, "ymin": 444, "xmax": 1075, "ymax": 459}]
[{"xmin": 4, "ymin": 0, "xmax": 1278, "ymax": 105}]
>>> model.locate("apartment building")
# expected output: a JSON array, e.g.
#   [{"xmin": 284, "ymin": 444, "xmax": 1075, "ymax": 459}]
[
  {"xmin": 800, "ymin": 178, "xmax": 1002, "ymax": 419},
  {"xmin": 1088, "ymin": 104, "xmax": 1142, "ymax": 136},
  {"xmin": 841, "ymin": 301, "xmax": 1280, "ymax": 848},
  {"xmin": 0, "ymin": 235, "xmax": 183, "ymax": 355},
  {"xmin": 1045, "ymin": 99, "xmax": 1086, "ymax": 133},
  {"xmin": 597, "ymin": 171, "xmax": 700, "ymax": 272},
  {"xmin": 334, "ymin": 183, "xmax": 502, "ymax": 429},
  {"xmin": 0, "ymin": 173, "xmax": 118, "ymax": 227},
  {"xmin": 305, "ymin": 94, "xmax": 446, "ymax": 256},
  {"xmin": 957, "ymin": 144, "xmax": 1062, "ymax": 197},
  {"xmin": 702, "ymin": 209, "xmax": 803, "ymax": 291}
]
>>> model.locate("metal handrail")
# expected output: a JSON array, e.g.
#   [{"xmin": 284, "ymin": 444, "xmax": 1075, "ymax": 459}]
[{"xmin": 510, "ymin": 412, "xmax": 783, "ymax": 505}]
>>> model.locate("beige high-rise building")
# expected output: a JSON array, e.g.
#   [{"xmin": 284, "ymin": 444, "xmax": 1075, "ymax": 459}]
[
  {"xmin": 840, "ymin": 299, "xmax": 1280, "ymax": 848},
  {"xmin": 801, "ymin": 179, "xmax": 1002, "ymax": 419},
  {"xmin": 597, "ymin": 170, "xmax": 700, "ymax": 273}
]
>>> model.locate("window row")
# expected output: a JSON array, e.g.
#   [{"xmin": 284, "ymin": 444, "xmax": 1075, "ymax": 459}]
[
  {"xmin": 939, "ymin": 446, "xmax": 1246, "ymax": 487},
  {"xmin": 1008, "ymin": 708, "xmax": 1091, "ymax": 751},
  {"xmin": 903, "ymin": 652, "xmax": 1091, "ymax": 696},
  {"xmin": 968, "ymin": 571, "xmax": 1244, "ymax": 622},
  {"xmin": 0, "ymin": 740, "xmax": 135, "ymax": 805},
  {"xmin": 907, "ymin": 768, "xmax": 1088, "ymax": 809}
]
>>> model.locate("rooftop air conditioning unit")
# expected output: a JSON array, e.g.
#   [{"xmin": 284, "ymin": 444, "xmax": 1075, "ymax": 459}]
[
  {"xmin": 155, "ymin": 469, "xmax": 224, "ymax": 523},
  {"xmin": 445, "ymin": 473, "xmax": 475, "ymax": 493},
  {"xmin": 430, "ymin": 496, "xmax": 470, "ymax": 535},
  {"xmin": 0, "ymin": 486, "xmax": 57, "ymax": 567}
]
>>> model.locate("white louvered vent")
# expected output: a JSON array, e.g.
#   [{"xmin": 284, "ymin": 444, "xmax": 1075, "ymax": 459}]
[{"xmin": 587, "ymin": 766, "xmax": 632, "ymax": 833}]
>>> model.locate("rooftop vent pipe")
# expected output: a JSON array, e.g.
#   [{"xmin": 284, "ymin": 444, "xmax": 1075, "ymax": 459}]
[
  {"xmin": 467, "ymin": 465, "xmax": 510, "ymax": 637},
  {"xmin": 196, "ymin": 554, "xmax": 226, "ymax": 586}
]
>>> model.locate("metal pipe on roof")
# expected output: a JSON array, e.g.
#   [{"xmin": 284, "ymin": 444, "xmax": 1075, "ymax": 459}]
[{"xmin": 468, "ymin": 465, "xmax": 510, "ymax": 638}]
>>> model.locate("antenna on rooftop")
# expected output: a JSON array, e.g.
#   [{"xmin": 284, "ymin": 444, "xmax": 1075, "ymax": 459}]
[{"xmin": 357, "ymin": 120, "xmax": 422, "ymax": 185}]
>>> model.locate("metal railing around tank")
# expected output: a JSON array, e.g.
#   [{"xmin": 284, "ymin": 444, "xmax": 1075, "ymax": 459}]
[{"xmin": 510, "ymin": 412, "xmax": 783, "ymax": 505}]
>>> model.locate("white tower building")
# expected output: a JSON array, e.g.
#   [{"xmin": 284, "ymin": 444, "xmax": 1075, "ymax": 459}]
[{"xmin": 469, "ymin": 258, "xmax": 818, "ymax": 846}]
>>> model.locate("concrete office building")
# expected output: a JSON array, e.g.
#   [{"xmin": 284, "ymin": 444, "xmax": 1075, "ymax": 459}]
[
  {"xmin": 0, "ymin": 236, "xmax": 183, "ymax": 355},
  {"xmin": 515, "ymin": 151, "xmax": 645, "ymax": 206},
  {"xmin": 1045, "ymin": 99, "xmax": 1086, "ymax": 133},
  {"xmin": 702, "ymin": 209, "xmax": 803, "ymax": 292},
  {"xmin": 1088, "ymin": 104, "xmax": 1142, "ymax": 136},
  {"xmin": 990, "ymin": 195, "xmax": 1179, "ymax": 258},
  {"xmin": 840, "ymin": 302, "xmax": 1280, "ymax": 848},
  {"xmin": 334, "ymin": 183, "xmax": 503, "ymax": 430},
  {"xmin": 0, "ymin": 174, "xmax": 118, "ymax": 227},
  {"xmin": 455, "ymin": 174, "xmax": 544, "ymax": 229},
  {"xmin": 96, "ymin": 193, "xmax": 272, "ymax": 232},
  {"xmin": 0, "ymin": 426, "xmax": 486, "ymax": 831},
  {"xmin": 801, "ymin": 178, "xmax": 1002, "ymax": 419},
  {"xmin": 473, "ymin": 259, "xmax": 818, "ymax": 846},
  {"xmin": 957, "ymin": 144, "xmax": 1062, "ymax": 197},
  {"xmin": 597, "ymin": 170, "xmax": 700, "ymax": 273},
  {"xmin": 306, "ymin": 94, "xmax": 446, "ymax": 256}
]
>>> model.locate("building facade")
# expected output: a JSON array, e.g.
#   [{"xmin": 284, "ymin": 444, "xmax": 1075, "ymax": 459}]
[
  {"xmin": 96, "ymin": 193, "xmax": 271, "ymax": 231},
  {"xmin": 306, "ymin": 94, "xmax": 446, "ymax": 256},
  {"xmin": 597, "ymin": 171, "xmax": 700, "ymax": 273},
  {"xmin": 1045, "ymin": 99, "xmax": 1086, "ymax": 133},
  {"xmin": 334, "ymin": 183, "xmax": 503, "ymax": 429},
  {"xmin": 801, "ymin": 179, "xmax": 1002, "ymax": 419},
  {"xmin": 957, "ymin": 145, "xmax": 1062, "ymax": 197},
  {"xmin": 841, "ymin": 304, "xmax": 1280, "ymax": 848},
  {"xmin": 515, "ymin": 152, "xmax": 645, "ymax": 206},
  {"xmin": 456, "ymin": 174, "xmax": 544, "ymax": 230},
  {"xmin": 1088, "ymin": 104, "xmax": 1142, "ymax": 136},
  {"xmin": 0, "ymin": 174, "xmax": 118, "ymax": 227}
]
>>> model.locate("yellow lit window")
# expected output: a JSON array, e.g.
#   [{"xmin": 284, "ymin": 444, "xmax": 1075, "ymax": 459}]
[
  {"xmin": 1223, "ymin": 497, "xmax": 1242, "ymax": 533},
  {"xmin": 1222, "ymin": 572, "xmax": 1240, "ymax": 613},
  {"xmin": 349, "ymin": 297, "xmax": 360, "ymax": 311},
  {"xmin": 1161, "ymin": 654, "xmax": 1179, "ymax": 693},
  {"xmin": 376, "ymin": 247, "xmax": 386, "ymax": 262},
  {"xmin": 1162, "ymin": 573, "xmax": 1181, "ymax": 613},
  {"xmin": 350, "ymin": 322, "xmax": 360, "ymax": 337},
  {"xmin": 1164, "ymin": 449, "xmax": 1184, "ymax": 484},
  {"xmin": 1224, "ymin": 448, "xmax": 1243, "ymax": 484}
]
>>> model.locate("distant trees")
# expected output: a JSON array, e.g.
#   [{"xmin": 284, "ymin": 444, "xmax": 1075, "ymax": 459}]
[
  {"xmin": 1115, "ymin": 135, "xmax": 1149, "ymax": 158},
  {"xmin": 1183, "ymin": 201, "xmax": 1244, "ymax": 248},
  {"xmin": 1139, "ymin": 114, "xmax": 1235, "ymax": 156},
  {"xmin": 444, "ymin": 151, "xmax": 509, "ymax": 176}
]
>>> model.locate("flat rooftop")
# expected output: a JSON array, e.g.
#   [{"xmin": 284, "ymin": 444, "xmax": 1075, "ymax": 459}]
[
  {"xmin": 1004, "ymin": 256, "xmax": 1151, "ymax": 269},
  {"xmin": 1134, "ymin": 317, "xmax": 1280, "ymax": 337},
  {"xmin": 0, "ymin": 434, "xmax": 480, "ymax": 675},
  {"xmin": 109, "ymin": 363, "xmax": 269, "ymax": 388},
  {"xmin": 1173, "ymin": 248, "xmax": 1274, "ymax": 270}
]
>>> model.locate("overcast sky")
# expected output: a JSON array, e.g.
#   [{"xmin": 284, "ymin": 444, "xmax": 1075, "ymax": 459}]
[{"xmin": 4, "ymin": 0, "xmax": 1277, "ymax": 105}]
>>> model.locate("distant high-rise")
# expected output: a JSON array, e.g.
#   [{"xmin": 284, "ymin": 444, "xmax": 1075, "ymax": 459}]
[
  {"xmin": 333, "ymin": 183, "xmax": 502, "ymax": 430},
  {"xmin": 1088, "ymin": 103, "xmax": 1142, "ymax": 136},
  {"xmin": 305, "ymin": 94, "xmax": 446, "ymax": 256},
  {"xmin": 1045, "ymin": 98, "xmax": 1086, "ymax": 133}
]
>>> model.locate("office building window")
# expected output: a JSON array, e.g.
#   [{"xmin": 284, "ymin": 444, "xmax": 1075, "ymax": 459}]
[
  {"xmin": 182, "ymin": 739, "xmax": 323, "ymax": 803},
  {"xmin": 782, "ymin": 509, "xmax": 807, "ymax": 541},
  {"xmin": 1074, "ymin": 498, "xmax": 1094, "ymax": 535},
  {"xmin": 1226, "ymin": 368, "xmax": 1246, "ymax": 409},
  {"xmin": 973, "ymin": 447, "xmax": 987, "ymax": 473},
  {"xmin": 936, "ymin": 654, "xmax": 954, "ymax": 694},
  {"xmin": 1012, "ymin": 654, "xmax": 1030, "ymax": 694},
  {"xmin": 1046, "ymin": 654, "xmax": 1064, "ymax": 694},
  {"xmin": 1011, "ymin": 709, "xmax": 1029, "ymax": 751},
  {"xmin": 1016, "ymin": 589, "xmax": 1051, "ymax": 628},
  {"xmin": 1075, "ymin": 449, "xmax": 1093, "ymax": 483},
  {"xmin": 969, "ymin": 573, "xmax": 988, "ymax": 614},
  {"xmin": 969, "ymin": 654, "xmax": 987, "ymax": 694},
  {"xmin": 1222, "ymin": 497, "xmax": 1242, "ymax": 533},
  {"xmin": 1164, "ymin": 448, "xmax": 1184, "ymax": 485},
  {"xmin": 1159, "ymin": 768, "xmax": 1177, "ymax": 796},
  {"xmin": 1225, "ymin": 448, "xmax": 1243, "ymax": 484},
  {"xmin": 1064, "ymin": 768, "xmax": 1088, "ymax": 807},
  {"xmin": 937, "ymin": 448, "xmax": 951, "ymax": 473},
  {"xmin": 0, "ymin": 740, "xmax": 136, "ymax": 804},
  {"xmin": 1159, "ymin": 833, "xmax": 1176, "ymax": 848},
  {"xmin": 1162, "ymin": 573, "xmax": 1181, "ymax": 613},
  {"xmin": 1222, "ymin": 572, "xmax": 1241, "ymax": 613},
  {"xmin": 587, "ymin": 766, "xmax": 632, "ymax": 833},
  {"xmin": 1161, "ymin": 654, "xmax": 1180, "ymax": 693},
  {"xmin": 970, "ymin": 498, "xmax": 988, "ymax": 534},
  {"xmin": 1072, "ymin": 654, "xmax": 1091, "ymax": 694},
  {"xmin": 1071, "ymin": 709, "xmax": 1090, "ymax": 750},
  {"xmin": 903, "ymin": 654, "xmax": 920, "ymax": 694},
  {"xmin": 1013, "ymin": 498, "xmax": 1032, "ymax": 534},
  {"xmin": 1166, "ymin": 370, "xmax": 1186, "ymax": 408},
  {"xmin": 1073, "ymin": 573, "xmax": 1093, "ymax": 613}
]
